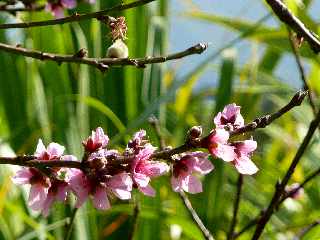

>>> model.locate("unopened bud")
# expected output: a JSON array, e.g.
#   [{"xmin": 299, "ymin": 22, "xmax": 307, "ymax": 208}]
[
  {"xmin": 187, "ymin": 126, "xmax": 203, "ymax": 139},
  {"xmin": 106, "ymin": 39, "xmax": 128, "ymax": 58}
]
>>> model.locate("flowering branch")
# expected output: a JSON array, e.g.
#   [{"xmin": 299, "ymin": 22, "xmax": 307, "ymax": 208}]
[
  {"xmin": 0, "ymin": 42, "xmax": 208, "ymax": 71},
  {"xmin": 152, "ymin": 90, "xmax": 308, "ymax": 160},
  {"xmin": 251, "ymin": 109, "xmax": 320, "ymax": 239},
  {"xmin": 265, "ymin": 0, "xmax": 320, "ymax": 53},
  {"xmin": 0, "ymin": 0, "xmax": 156, "ymax": 29}
]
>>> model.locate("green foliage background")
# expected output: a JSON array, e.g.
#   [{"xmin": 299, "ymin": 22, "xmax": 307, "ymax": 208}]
[{"xmin": 0, "ymin": 0, "xmax": 320, "ymax": 239}]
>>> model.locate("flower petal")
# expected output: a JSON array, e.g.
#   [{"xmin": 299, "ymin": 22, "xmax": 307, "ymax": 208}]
[
  {"xmin": 238, "ymin": 140, "xmax": 257, "ymax": 155},
  {"xmin": 213, "ymin": 144, "xmax": 236, "ymax": 162},
  {"xmin": 234, "ymin": 156, "xmax": 258, "ymax": 175},
  {"xmin": 144, "ymin": 162, "xmax": 169, "ymax": 177},
  {"xmin": 28, "ymin": 184, "xmax": 48, "ymax": 211},
  {"xmin": 46, "ymin": 142, "xmax": 65, "ymax": 158},
  {"xmin": 171, "ymin": 176, "xmax": 183, "ymax": 192},
  {"xmin": 12, "ymin": 168, "xmax": 32, "ymax": 185},
  {"xmin": 194, "ymin": 158, "xmax": 214, "ymax": 174},
  {"xmin": 139, "ymin": 185, "xmax": 155, "ymax": 197},
  {"xmin": 93, "ymin": 187, "xmax": 110, "ymax": 210},
  {"xmin": 133, "ymin": 173, "xmax": 150, "ymax": 188},
  {"xmin": 182, "ymin": 175, "xmax": 202, "ymax": 194},
  {"xmin": 35, "ymin": 139, "xmax": 46, "ymax": 158}
]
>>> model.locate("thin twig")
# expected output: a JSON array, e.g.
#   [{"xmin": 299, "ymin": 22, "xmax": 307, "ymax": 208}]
[
  {"xmin": 128, "ymin": 200, "xmax": 140, "ymax": 240},
  {"xmin": 179, "ymin": 191, "xmax": 214, "ymax": 240},
  {"xmin": 0, "ymin": 0, "xmax": 156, "ymax": 29},
  {"xmin": 265, "ymin": 0, "xmax": 320, "ymax": 53},
  {"xmin": 148, "ymin": 116, "xmax": 166, "ymax": 150},
  {"xmin": 295, "ymin": 219, "xmax": 320, "ymax": 239},
  {"xmin": 251, "ymin": 109, "xmax": 320, "ymax": 239},
  {"xmin": 288, "ymin": 30, "xmax": 317, "ymax": 114},
  {"xmin": 65, "ymin": 208, "xmax": 78, "ymax": 240},
  {"xmin": 0, "ymin": 42, "xmax": 208, "ymax": 72},
  {"xmin": 227, "ymin": 174, "xmax": 243, "ymax": 240},
  {"xmin": 234, "ymin": 166, "xmax": 320, "ymax": 238}
]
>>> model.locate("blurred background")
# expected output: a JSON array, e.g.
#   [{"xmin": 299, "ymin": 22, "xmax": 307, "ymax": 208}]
[{"xmin": 0, "ymin": 0, "xmax": 320, "ymax": 239}]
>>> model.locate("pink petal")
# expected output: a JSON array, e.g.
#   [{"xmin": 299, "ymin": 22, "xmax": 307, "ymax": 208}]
[
  {"xmin": 42, "ymin": 194, "xmax": 54, "ymax": 217},
  {"xmin": 46, "ymin": 142, "xmax": 65, "ymax": 158},
  {"xmin": 194, "ymin": 158, "xmax": 214, "ymax": 174},
  {"xmin": 144, "ymin": 162, "xmax": 169, "ymax": 177},
  {"xmin": 53, "ymin": 6, "xmax": 65, "ymax": 19},
  {"xmin": 133, "ymin": 173, "xmax": 150, "ymax": 188},
  {"xmin": 28, "ymin": 184, "xmax": 48, "ymax": 211},
  {"xmin": 93, "ymin": 127, "xmax": 109, "ymax": 148},
  {"xmin": 209, "ymin": 129, "xmax": 229, "ymax": 144},
  {"xmin": 234, "ymin": 156, "xmax": 258, "ymax": 175},
  {"xmin": 56, "ymin": 184, "xmax": 69, "ymax": 202},
  {"xmin": 238, "ymin": 140, "xmax": 257, "ymax": 155},
  {"xmin": 224, "ymin": 104, "xmax": 240, "ymax": 119},
  {"xmin": 61, "ymin": 155, "xmax": 77, "ymax": 161},
  {"xmin": 213, "ymin": 112, "xmax": 223, "ymax": 127},
  {"xmin": 211, "ymin": 144, "xmax": 236, "ymax": 162},
  {"xmin": 93, "ymin": 187, "xmax": 110, "ymax": 210},
  {"xmin": 183, "ymin": 175, "xmax": 202, "ymax": 194},
  {"xmin": 61, "ymin": 0, "xmax": 77, "ymax": 8},
  {"xmin": 108, "ymin": 173, "xmax": 132, "ymax": 200},
  {"xmin": 69, "ymin": 171, "xmax": 90, "ymax": 208},
  {"xmin": 12, "ymin": 168, "xmax": 32, "ymax": 185},
  {"xmin": 139, "ymin": 185, "xmax": 155, "ymax": 197},
  {"xmin": 171, "ymin": 176, "xmax": 182, "ymax": 192},
  {"xmin": 35, "ymin": 139, "xmax": 46, "ymax": 158}
]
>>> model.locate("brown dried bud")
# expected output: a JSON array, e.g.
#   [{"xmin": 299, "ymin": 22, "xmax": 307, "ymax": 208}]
[{"xmin": 108, "ymin": 16, "xmax": 127, "ymax": 41}]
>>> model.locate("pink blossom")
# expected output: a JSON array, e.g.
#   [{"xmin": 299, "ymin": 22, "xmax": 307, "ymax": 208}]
[
  {"xmin": 131, "ymin": 144, "xmax": 169, "ymax": 196},
  {"xmin": 12, "ymin": 168, "xmax": 50, "ymax": 212},
  {"xmin": 285, "ymin": 183, "xmax": 304, "ymax": 200},
  {"xmin": 232, "ymin": 140, "xmax": 258, "ymax": 175},
  {"xmin": 214, "ymin": 104, "xmax": 244, "ymax": 130},
  {"xmin": 171, "ymin": 152, "xmax": 214, "ymax": 193},
  {"xmin": 69, "ymin": 170, "xmax": 133, "ymax": 209},
  {"xmin": 45, "ymin": 0, "xmax": 76, "ymax": 19},
  {"xmin": 35, "ymin": 139, "xmax": 65, "ymax": 160},
  {"xmin": 127, "ymin": 130, "xmax": 146, "ymax": 151},
  {"xmin": 206, "ymin": 129, "xmax": 236, "ymax": 162},
  {"xmin": 82, "ymin": 127, "xmax": 109, "ymax": 152},
  {"xmin": 12, "ymin": 140, "xmax": 76, "ymax": 215}
]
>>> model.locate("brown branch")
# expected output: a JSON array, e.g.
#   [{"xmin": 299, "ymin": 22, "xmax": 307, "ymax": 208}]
[
  {"xmin": 0, "ymin": 0, "xmax": 156, "ymax": 29},
  {"xmin": 295, "ymin": 219, "xmax": 320, "ymax": 239},
  {"xmin": 227, "ymin": 174, "xmax": 243, "ymax": 240},
  {"xmin": 179, "ymin": 191, "xmax": 214, "ymax": 240},
  {"xmin": 0, "ymin": 156, "xmax": 82, "ymax": 169},
  {"xmin": 265, "ymin": 0, "xmax": 320, "ymax": 53},
  {"xmin": 251, "ymin": 109, "xmax": 320, "ymax": 239},
  {"xmin": 234, "ymin": 166, "xmax": 320, "ymax": 238},
  {"xmin": 288, "ymin": 30, "xmax": 317, "ymax": 114},
  {"xmin": 0, "ymin": 42, "xmax": 208, "ymax": 72}
]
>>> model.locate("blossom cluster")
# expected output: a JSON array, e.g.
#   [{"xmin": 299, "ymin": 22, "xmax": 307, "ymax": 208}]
[
  {"xmin": 45, "ymin": 0, "xmax": 95, "ymax": 18},
  {"xmin": 12, "ymin": 103, "xmax": 258, "ymax": 216}
]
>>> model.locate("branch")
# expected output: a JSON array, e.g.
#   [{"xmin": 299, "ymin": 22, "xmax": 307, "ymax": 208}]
[
  {"xmin": 288, "ymin": 30, "xmax": 317, "ymax": 115},
  {"xmin": 227, "ymin": 174, "xmax": 243, "ymax": 240},
  {"xmin": 295, "ymin": 219, "xmax": 320, "ymax": 239},
  {"xmin": 0, "ymin": 0, "xmax": 156, "ymax": 29},
  {"xmin": 179, "ymin": 191, "xmax": 215, "ymax": 240},
  {"xmin": 234, "ymin": 166, "xmax": 320, "ymax": 238},
  {"xmin": 0, "ymin": 156, "xmax": 82, "ymax": 169},
  {"xmin": 230, "ymin": 90, "xmax": 307, "ymax": 136},
  {"xmin": 265, "ymin": 0, "xmax": 320, "ymax": 53},
  {"xmin": 0, "ymin": 42, "xmax": 208, "ymax": 71},
  {"xmin": 251, "ymin": 109, "xmax": 320, "ymax": 239}
]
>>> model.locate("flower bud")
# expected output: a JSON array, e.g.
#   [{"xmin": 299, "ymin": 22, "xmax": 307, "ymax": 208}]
[
  {"xmin": 187, "ymin": 126, "xmax": 203, "ymax": 139},
  {"xmin": 106, "ymin": 39, "xmax": 128, "ymax": 58}
]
